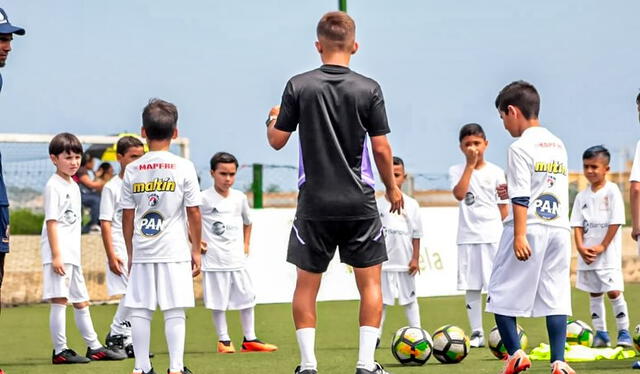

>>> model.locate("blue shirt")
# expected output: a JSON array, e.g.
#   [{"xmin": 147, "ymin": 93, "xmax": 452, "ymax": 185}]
[{"xmin": 0, "ymin": 152, "xmax": 7, "ymax": 206}]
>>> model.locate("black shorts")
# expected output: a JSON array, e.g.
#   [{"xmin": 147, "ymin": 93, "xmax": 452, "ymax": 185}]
[{"xmin": 286, "ymin": 217, "xmax": 387, "ymax": 273}]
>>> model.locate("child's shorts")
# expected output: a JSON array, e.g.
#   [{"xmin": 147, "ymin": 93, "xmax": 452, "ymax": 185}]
[
  {"xmin": 202, "ymin": 269, "xmax": 256, "ymax": 311},
  {"xmin": 42, "ymin": 264, "xmax": 90, "ymax": 303},
  {"xmin": 486, "ymin": 224, "xmax": 572, "ymax": 317},
  {"xmin": 576, "ymin": 269, "xmax": 624, "ymax": 293},
  {"xmin": 124, "ymin": 261, "xmax": 194, "ymax": 311},
  {"xmin": 457, "ymin": 243, "xmax": 497, "ymax": 291},
  {"xmin": 381, "ymin": 270, "xmax": 417, "ymax": 306}
]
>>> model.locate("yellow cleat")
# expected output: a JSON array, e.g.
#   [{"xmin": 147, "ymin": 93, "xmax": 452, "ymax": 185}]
[{"xmin": 217, "ymin": 340, "xmax": 236, "ymax": 354}]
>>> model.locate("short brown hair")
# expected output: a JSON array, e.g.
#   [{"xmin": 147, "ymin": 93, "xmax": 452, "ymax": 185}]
[
  {"xmin": 49, "ymin": 132, "xmax": 83, "ymax": 156},
  {"xmin": 495, "ymin": 81, "xmax": 540, "ymax": 120},
  {"xmin": 316, "ymin": 11, "xmax": 355, "ymax": 51},
  {"xmin": 142, "ymin": 98, "xmax": 178, "ymax": 141}
]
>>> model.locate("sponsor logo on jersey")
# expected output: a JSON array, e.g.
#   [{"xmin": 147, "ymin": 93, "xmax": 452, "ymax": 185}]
[
  {"xmin": 140, "ymin": 211, "xmax": 164, "ymax": 237},
  {"xmin": 63, "ymin": 209, "xmax": 79, "ymax": 225},
  {"xmin": 212, "ymin": 221, "xmax": 226, "ymax": 235},
  {"xmin": 534, "ymin": 161, "xmax": 567, "ymax": 176},
  {"xmin": 547, "ymin": 175, "xmax": 556, "ymax": 188},
  {"xmin": 533, "ymin": 193, "xmax": 560, "ymax": 220},
  {"xmin": 132, "ymin": 178, "xmax": 176, "ymax": 194},
  {"xmin": 138, "ymin": 163, "xmax": 176, "ymax": 171},
  {"xmin": 148, "ymin": 193, "xmax": 160, "ymax": 207},
  {"xmin": 464, "ymin": 191, "xmax": 476, "ymax": 206},
  {"xmin": 582, "ymin": 220, "xmax": 608, "ymax": 232}
]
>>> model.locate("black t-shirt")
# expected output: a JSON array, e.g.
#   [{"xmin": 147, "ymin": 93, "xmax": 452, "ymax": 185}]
[{"xmin": 275, "ymin": 64, "xmax": 390, "ymax": 220}]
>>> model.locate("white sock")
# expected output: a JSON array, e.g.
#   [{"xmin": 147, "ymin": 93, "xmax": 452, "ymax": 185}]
[
  {"xmin": 356, "ymin": 326, "xmax": 379, "ymax": 371},
  {"xmin": 164, "ymin": 308, "xmax": 186, "ymax": 373},
  {"xmin": 110, "ymin": 300, "xmax": 131, "ymax": 336},
  {"xmin": 296, "ymin": 328, "xmax": 317, "ymax": 371},
  {"xmin": 212, "ymin": 310, "xmax": 230, "ymax": 341},
  {"xmin": 465, "ymin": 290, "xmax": 483, "ymax": 334},
  {"xmin": 404, "ymin": 301, "xmax": 421, "ymax": 328},
  {"xmin": 378, "ymin": 306, "xmax": 386, "ymax": 339},
  {"xmin": 73, "ymin": 306, "xmax": 102, "ymax": 350},
  {"xmin": 240, "ymin": 307, "xmax": 257, "ymax": 341},
  {"xmin": 131, "ymin": 308, "xmax": 153, "ymax": 373},
  {"xmin": 590, "ymin": 295, "xmax": 607, "ymax": 331},
  {"xmin": 50, "ymin": 303, "xmax": 68, "ymax": 354},
  {"xmin": 611, "ymin": 294, "xmax": 629, "ymax": 331}
]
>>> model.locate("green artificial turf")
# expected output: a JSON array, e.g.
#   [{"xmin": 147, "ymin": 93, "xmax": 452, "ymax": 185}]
[{"xmin": 1, "ymin": 284, "xmax": 639, "ymax": 373}]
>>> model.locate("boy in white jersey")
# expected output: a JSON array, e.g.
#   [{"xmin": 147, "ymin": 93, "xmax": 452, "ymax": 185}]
[
  {"xmin": 43, "ymin": 133, "xmax": 126, "ymax": 364},
  {"xmin": 376, "ymin": 157, "xmax": 422, "ymax": 347},
  {"xmin": 570, "ymin": 145, "xmax": 631, "ymax": 348},
  {"xmin": 121, "ymin": 99, "xmax": 202, "ymax": 374},
  {"xmin": 100, "ymin": 136, "xmax": 145, "ymax": 357},
  {"xmin": 200, "ymin": 152, "xmax": 278, "ymax": 354},
  {"xmin": 449, "ymin": 123, "xmax": 508, "ymax": 348},
  {"xmin": 487, "ymin": 81, "xmax": 575, "ymax": 374}
]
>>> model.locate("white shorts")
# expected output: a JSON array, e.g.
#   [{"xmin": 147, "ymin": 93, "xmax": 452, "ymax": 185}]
[
  {"xmin": 106, "ymin": 264, "xmax": 129, "ymax": 297},
  {"xmin": 42, "ymin": 264, "xmax": 90, "ymax": 303},
  {"xmin": 202, "ymin": 269, "xmax": 256, "ymax": 311},
  {"xmin": 576, "ymin": 269, "xmax": 624, "ymax": 293},
  {"xmin": 381, "ymin": 271, "xmax": 417, "ymax": 306},
  {"xmin": 457, "ymin": 243, "xmax": 497, "ymax": 291},
  {"xmin": 124, "ymin": 262, "xmax": 194, "ymax": 311},
  {"xmin": 486, "ymin": 225, "xmax": 572, "ymax": 317}
]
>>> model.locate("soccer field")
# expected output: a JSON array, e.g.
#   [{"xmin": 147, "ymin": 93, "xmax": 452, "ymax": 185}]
[{"xmin": 1, "ymin": 284, "xmax": 639, "ymax": 374}]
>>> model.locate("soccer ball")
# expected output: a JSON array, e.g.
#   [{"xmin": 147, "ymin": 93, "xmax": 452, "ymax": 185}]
[
  {"xmin": 431, "ymin": 325, "xmax": 470, "ymax": 363},
  {"xmin": 488, "ymin": 325, "xmax": 529, "ymax": 360},
  {"xmin": 566, "ymin": 319, "xmax": 594, "ymax": 347},
  {"xmin": 390, "ymin": 326, "xmax": 433, "ymax": 366},
  {"xmin": 633, "ymin": 324, "xmax": 640, "ymax": 352}
]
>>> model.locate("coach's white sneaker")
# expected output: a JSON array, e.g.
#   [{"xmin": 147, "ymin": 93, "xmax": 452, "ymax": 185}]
[{"xmin": 470, "ymin": 331, "xmax": 485, "ymax": 348}]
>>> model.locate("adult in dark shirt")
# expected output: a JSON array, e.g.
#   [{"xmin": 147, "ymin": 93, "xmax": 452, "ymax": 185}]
[
  {"xmin": 0, "ymin": 7, "xmax": 24, "ymax": 288},
  {"xmin": 74, "ymin": 154, "xmax": 104, "ymax": 233},
  {"xmin": 266, "ymin": 11, "xmax": 402, "ymax": 374},
  {"xmin": 0, "ymin": 9, "xmax": 24, "ymax": 374}
]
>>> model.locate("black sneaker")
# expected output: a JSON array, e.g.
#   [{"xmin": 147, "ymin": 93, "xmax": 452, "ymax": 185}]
[
  {"xmin": 126, "ymin": 343, "xmax": 155, "ymax": 358},
  {"xmin": 105, "ymin": 332, "xmax": 127, "ymax": 356},
  {"xmin": 52, "ymin": 349, "xmax": 91, "ymax": 364},
  {"xmin": 167, "ymin": 367, "xmax": 193, "ymax": 374},
  {"xmin": 86, "ymin": 345, "xmax": 127, "ymax": 361},
  {"xmin": 355, "ymin": 362, "xmax": 391, "ymax": 374},
  {"xmin": 294, "ymin": 366, "xmax": 318, "ymax": 374}
]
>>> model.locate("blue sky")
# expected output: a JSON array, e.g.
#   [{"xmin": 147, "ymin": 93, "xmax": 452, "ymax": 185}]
[{"xmin": 0, "ymin": 0, "xmax": 639, "ymax": 187}]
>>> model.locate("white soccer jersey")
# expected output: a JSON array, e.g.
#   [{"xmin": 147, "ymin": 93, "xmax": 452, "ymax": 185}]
[
  {"xmin": 377, "ymin": 193, "xmax": 423, "ymax": 272},
  {"xmin": 40, "ymin": 173, "xmax": 82, "ymax": 265},
  {"xmin": 200, "ymin": 188, "xmax": 251, "ymax": 271},
  {"xmin": 570, "ymin": 181, "xmax": 625, "ymax": 270},
  {"xmin": 99, "ymin": 175, "xmax": 127, "ymax": 260},
  {"xmin": 630, "ymin": 140, "xmax": 640, "ymax": 182},
  {"xmin": 449, "ymin": 162, "xmax": 508, "ymax": 244},
  {"xmin": 120, "ymin": 151, "xmax": 202, "ymax": 263},
  {"xmin": 504, "ymin": 127, "xmax": 570, "ymax": 230}
]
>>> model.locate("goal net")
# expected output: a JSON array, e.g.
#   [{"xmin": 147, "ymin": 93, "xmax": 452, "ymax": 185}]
[{"xmin": 0, "ymin": 133, "xmax": 190, "ymax": 211}]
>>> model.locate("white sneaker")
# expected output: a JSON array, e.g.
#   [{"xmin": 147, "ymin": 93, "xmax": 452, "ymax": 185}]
[{"xmin": 469, "ymin": 331, "xmax": 485, "ymax": 348}]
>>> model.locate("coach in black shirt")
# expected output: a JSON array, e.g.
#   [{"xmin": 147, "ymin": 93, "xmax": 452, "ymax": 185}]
[{"xmin": 266, "ymin": 11, "xmax": 402, "ymax": 374}]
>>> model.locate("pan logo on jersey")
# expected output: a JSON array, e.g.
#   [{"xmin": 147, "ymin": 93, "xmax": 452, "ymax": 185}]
[
  {"xmin": 464, "ymin": 192, "xmax": 476, "ymax": 206},
  {"xmin": 140, "ymin": 211, "xmax": 164, "ymax": 237},
  {"xmin": 148, "ymin": 193, "xmax": 160, "ymax": 207},
  {"xmin": 533, "ymin": 194, "xmax": 559, "ymax": 220},
  {"xmin": 534, "ymin": 161, "xmax": 567, "ymax": 176},
  {"xmin": 212, "ymin": 221, "xmax": 226, "ymax": 236},
  {"xmin": 62, "ymin": 209, "xmax": 79, "ymax": 225},
  {"xmin": 132, "ymin": 178, "xmax": 176, "ymax": 194}
]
